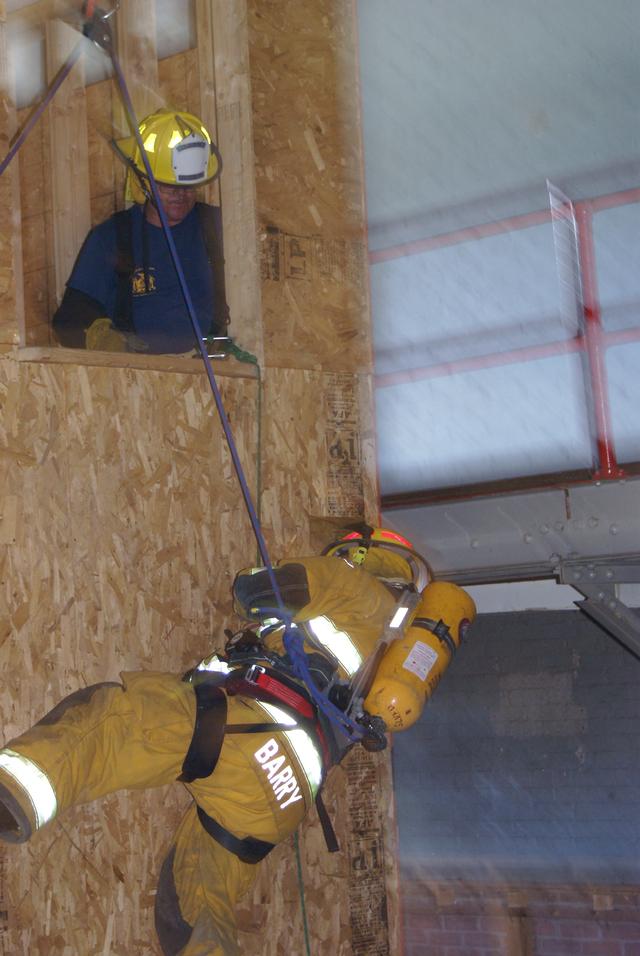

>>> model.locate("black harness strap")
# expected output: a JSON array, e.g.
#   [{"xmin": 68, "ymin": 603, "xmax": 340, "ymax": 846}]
[
  {"xmin": 315, "ymin": 792, "xmax": 339, "ymax": 853},
  {"xmin": 196, "ymin": 203, "xmax": 230, "ymax": 334},
  {"xmin": 196, "ymin": 806, "xmax": 274, "ymax": 865},
  {"xmin": 113, "ymin": 208, "xmax": 135, "ymax": 333},
  {"xmin": 225, "ymin": 711, "xmax": 340, "ymax": 855},
  {"xmin": 225, "ymin": 722, "xmax": 295, "ymax": 734},
  {"xmin": 179, "ymin": 683, "xmax": 227, "ymax": 783},
  {"xmin": 180, "ymin": 680, "xmax": 277, "ymax": 865},
  {"xmin": 413, "ymin": 616, "xmax": 457, "ymax": 657},
  {"xmin": 112, "ymin": 202, "xmax": 230, "ymax": 338},
  {"xmin": 180, "ymin": 673, "xmax": 309, "ymax": 785}
]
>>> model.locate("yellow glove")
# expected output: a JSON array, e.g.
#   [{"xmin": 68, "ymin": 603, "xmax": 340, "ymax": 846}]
[{"xmin": 85, "ymin": 318, "xmax": 129, "ymax": 352}]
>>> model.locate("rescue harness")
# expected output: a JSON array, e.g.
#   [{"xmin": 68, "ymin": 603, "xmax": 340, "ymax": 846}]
[
  {"xmin": 112, "ymin": 201, "xmax": 230, "ymax": 338},
  {"xmin": 180, "ymin": 660, "xmax": 339, "ymax": 864}
]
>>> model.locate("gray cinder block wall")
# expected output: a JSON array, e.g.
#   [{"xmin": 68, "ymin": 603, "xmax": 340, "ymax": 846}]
[{"xmin": 393, "ymin": 608, "xmax": 640, "ymax": 956}]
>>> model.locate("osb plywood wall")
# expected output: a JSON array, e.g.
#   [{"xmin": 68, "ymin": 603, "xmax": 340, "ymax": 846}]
[
  {"xmin": 0, "ymin": 358, "xmax": 259, "ymax": 954},
  {"xmin": 251, "ymin": 1, "xmax": 371, "ymax": 374},
  {"xmin": 0, "ymin": 0, "xmax": 400, "ymax": 953},
  {"xmin": 0, "ymin": 1, "xmax": 23, "ymax": 347}
]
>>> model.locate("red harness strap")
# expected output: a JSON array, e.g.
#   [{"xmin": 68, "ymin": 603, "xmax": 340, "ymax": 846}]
[
  {"xmin": 225, "ymin": 666, "xmax": 331, "ymax": 769},
  {"xmin": 253, "ymin": 671, "xmax": 315, "ymax": 718}
]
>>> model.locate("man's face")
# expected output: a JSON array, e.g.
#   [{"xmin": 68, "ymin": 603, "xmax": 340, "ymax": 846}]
[{"xmin": 148, "ymin": 182, "xmax": 198, "ymax": 226}]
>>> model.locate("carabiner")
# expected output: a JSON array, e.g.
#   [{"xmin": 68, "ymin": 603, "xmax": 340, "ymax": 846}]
[
  {"xmin": 82, "ymin": 2, "xmax": 118, "ymax": 55},
  {"xmin": 83, "ymin": 1, "xmax": 120, "ymax": 20}
]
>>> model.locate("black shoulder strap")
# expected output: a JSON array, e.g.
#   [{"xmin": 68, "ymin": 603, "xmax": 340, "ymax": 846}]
[
  {"xmin": 196, "ymin": 202, "xmax": 230, "ymax": 335},
  {"xmin": 197, "ymin": 806, "xmax": 274, "ymax": 864},
  {"xmin": 113, "ymin": 208, "xmax": 135, "ymax": 333},
  {"xmin": 179, "ymin": 683, "xmax": 228, "ymax": 783},
  {"xmin": 316, "ymin": 791, "xmax": 340, "ymax": 853}
]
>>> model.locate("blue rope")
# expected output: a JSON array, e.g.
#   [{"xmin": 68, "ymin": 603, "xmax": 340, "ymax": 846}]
[
  {"xmin": 283, "ymin": 628, "xmax": 365, "ymax": 741},
  {"xmin": 108, "ymin": 50, "xmax": 289, "ymax": 616},
  {"xmin": 256, "ymin": 608, "xmax": 365, "ymax": 742}
]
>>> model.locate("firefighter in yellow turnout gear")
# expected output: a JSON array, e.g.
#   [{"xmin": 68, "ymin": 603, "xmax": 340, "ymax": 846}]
[{"xmin": 0, "ymin": 528, "xmax": 475, "ymax": 955}]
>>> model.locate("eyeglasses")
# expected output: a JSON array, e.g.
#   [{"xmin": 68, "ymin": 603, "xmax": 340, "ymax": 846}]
[{"xmin": 154, "ymin": 182, "xmax": 198, "ymax": 195}]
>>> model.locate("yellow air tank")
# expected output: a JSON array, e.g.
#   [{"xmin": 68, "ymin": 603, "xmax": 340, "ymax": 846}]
[{"xmin": 364, "ymin": 581, "xmax": 476, "ymax": 732}]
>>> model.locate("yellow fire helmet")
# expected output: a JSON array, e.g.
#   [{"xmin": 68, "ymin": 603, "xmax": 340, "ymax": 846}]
[
  {"xmin": 118, "ymin": 108, "xmax": 222, "ymax": 203},
  {"xmin": 322, "ymin": 525, "xmax": 431, "ymax": 591}
]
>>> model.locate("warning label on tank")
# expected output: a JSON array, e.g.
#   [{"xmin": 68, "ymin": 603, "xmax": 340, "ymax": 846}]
[{"xmin": 403, "ymin": 640, "xmax": 438, "ymax": 682}]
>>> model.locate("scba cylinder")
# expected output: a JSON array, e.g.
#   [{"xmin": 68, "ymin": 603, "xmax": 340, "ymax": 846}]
[{"xmin": 364, "ymin": 581, "xmax": 476, "ymax": 732}]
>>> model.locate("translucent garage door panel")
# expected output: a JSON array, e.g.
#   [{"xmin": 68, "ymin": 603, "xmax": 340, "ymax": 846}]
[
  {"xmin": 373, "ymin": 222, "xmax": 572, "ymax": 379},
  {"xmin": 7, "ymin": 23, "xmax": 45, "ymax": 110},
  {"xmin": 376, "ymin": 353, "xmax": 592, "ymax": 495},
  {"xmin": 593, "ymin": 204, "xmax": 640, "ymax": 334},
  {"xmin": 156, "ymin": 0, "xmax": 196, "ymax": 57},
  {"xmin": 607, "ymin": 343, "xmax": 640, "ymax": 463}
]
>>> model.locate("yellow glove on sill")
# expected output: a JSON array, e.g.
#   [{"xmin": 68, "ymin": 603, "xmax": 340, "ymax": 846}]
[{"xmin": 85, "ymin": 318, "xmax": 129, "ymax": 353}]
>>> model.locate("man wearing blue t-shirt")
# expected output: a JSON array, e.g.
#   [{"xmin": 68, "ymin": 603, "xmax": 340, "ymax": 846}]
[{"xmin": 52, "ymin": 108, "xmax": 229, "ymax": 355}]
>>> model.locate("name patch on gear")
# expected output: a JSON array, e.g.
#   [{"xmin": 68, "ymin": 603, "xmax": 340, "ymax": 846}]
[{"xmin": 254, "ymin": 738, "xmax": 303, "ymax": 810}]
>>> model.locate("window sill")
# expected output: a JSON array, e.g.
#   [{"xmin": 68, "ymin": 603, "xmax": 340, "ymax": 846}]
[{"xmin": 11, "ymin": 346, "xmax": 257, "ymax": 379}]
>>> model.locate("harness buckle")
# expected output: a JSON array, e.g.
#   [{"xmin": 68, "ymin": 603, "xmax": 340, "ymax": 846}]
[{"xmin": 244, "ymin": 663, "xmax": 266, "ymax": 684}]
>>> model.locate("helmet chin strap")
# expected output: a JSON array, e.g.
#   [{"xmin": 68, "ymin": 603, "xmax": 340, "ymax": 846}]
[{"xmin": 108, "ymin": 138, "xmax": 154, "ymax": 205}]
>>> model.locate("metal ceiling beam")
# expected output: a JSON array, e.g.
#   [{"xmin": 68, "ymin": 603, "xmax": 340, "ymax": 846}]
[
  {"xmin": 572, "ymin": 592, "xmax": 640, "ymax": 658},
  {"xmin": 436, "ymin": 554, "xmax": 640, "ymax": 660},
  {"xmin": 435, "ymin": 553, "xmax": 640, "ymax": 587},
  {"xmin": 556, "ymin": 557, "xmax": 640, "ymax": 658}
]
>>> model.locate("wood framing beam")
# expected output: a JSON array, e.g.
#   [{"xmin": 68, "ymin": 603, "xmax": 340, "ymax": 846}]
[
  {"xmin": 204, "ymin": 0, "xmax": 263, "ymax": 359},
  {"xmin": 45, "ymin": 16, "xmax": 91, "ymax": 305},
  {"xmin": 0, "ymin": 0, "xmax": 26, "ymax": 345},
  {"xmin": 195, "ymin": 0, "xmax": 220, "ymax": 207},
  {"xmin": 6, "ymin": 0, "xmax": 73, "ymax": 30}
]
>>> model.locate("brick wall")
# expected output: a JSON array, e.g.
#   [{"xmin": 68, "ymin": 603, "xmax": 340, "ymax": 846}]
[{"xmin": 401, "ymin": 870, "xmax": 640, "ymax": 956}]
